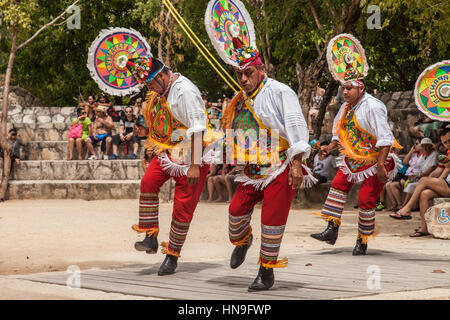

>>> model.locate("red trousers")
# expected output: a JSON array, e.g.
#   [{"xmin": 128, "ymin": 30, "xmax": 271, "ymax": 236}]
[
  {"xmin": 228, "ymin": 166, "xmax": 296, "ymax": 267},
  {"xmin": 134, "ymin": 155, "xmax": 209, "ymax": 256},
  {"xmin": 319, "ymin": 158, "xmax": 395, "ymax": 242}
]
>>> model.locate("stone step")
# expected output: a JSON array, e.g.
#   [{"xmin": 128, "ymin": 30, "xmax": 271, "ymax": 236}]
[
  {"xmin": 9, "ymin": 160, "xmax": 146, "ymax": 181},
  {"xmin": 21, "ymin": 140, "xmax": 146, "ymax": 160},
  {"xmin": 6, "ymin": 179, "xmax": 174, "ymax": 201}
]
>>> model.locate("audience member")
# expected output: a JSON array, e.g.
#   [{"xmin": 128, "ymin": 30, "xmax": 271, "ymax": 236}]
[
  {"xmin": 211, "ymin": 164, "xmax": 237, "ymax": 202},
  {"xmin": 67, "ymin": 107, "xmax": 91, "ymax": 160},
  {"xmin": 206, "ymin": 164, "xmax": 221, "ymax": 202},
  {"xmin": 409, "ymin": 115, "xmax": 442, "ymax": 139},
  {"xmin": 312, "ymin": 141, "xmax": 337, "ymax": 183},
  {"xmin": 0, "ymin": 128, "xmax": 23, "ymax": 165},
  {"xmin": 389, "ymin": 138, "xmax": 438, "ymax": 218},
  {"xmin": 394, "ymin": 128, "xmax": 450, "ymax": 237},
  {"xmin": 134, "ymin": 97, "xmax": 143, "ymax": 116},
  {"xmin": 85, "ymin": 95, "xmax": 98, "ymax": 120},
  {"xmin": 375, "ymin": 148, "xmax": 407, "ymax": 211},
  {"xmin": 85, "ymin": 106, "xmax": 114, "ymax": 160},
  {"xmin": 110, "ymin": 106, "xmax": 138, "ymax": 159},
  {"xmin": 308, "ymin": 85, "xmax": 325, "ymax": 134}
]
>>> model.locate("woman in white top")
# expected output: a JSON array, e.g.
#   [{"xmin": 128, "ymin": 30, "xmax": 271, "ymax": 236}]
[
  {"xmin": 385, "ymin": 139, "xmax": 423, "ymax": 211},
  {"xmin": 391, "ymin": 129, "xmax": 450, "ymax": 237}
]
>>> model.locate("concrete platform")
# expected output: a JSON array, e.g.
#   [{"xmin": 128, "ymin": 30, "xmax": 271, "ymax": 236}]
[{"xmin": 16, "ymin": 249, "xmax": 450, "ymax": 300}]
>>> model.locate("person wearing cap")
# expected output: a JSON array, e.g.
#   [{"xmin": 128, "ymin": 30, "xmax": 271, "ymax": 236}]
[
  {"xmin": 393, "ymin": 128, "xmax": 450, "ymax": 236},
  {"xmin": 310, "ymin": 60, "xmax": 402, "ymax": 256},
  {"xmin": 220, "ymin": 35, "xmax": 316, "ymax": 292},
  {"xmin": 389, "ymin": 137, "xmax": 438, "ymax": 219},
  {"xmin": 127, "ymin": 56, "xmax": 213, "ymax": 276},
  {"xmin": 84, "ymin": 105, "xmax": 114, "ymax": 160}
]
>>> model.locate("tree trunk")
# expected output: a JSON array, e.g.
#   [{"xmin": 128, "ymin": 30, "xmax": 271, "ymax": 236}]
[
  {"xmin": 312, "ymin": 79, "xmax": 339, "ymax": 139},
  {"xmin": 0, "ymin": 30, "xmax": 18, "ymax": 201},
  {"xmin": 157, "ymin": 2, "xmax": 167, "ymax": 61},
  {"xmin": 296, "ymin": 0, "xmax": 362, "ymax": 137}
]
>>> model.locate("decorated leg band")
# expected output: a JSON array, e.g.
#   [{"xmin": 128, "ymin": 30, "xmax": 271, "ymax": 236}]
[
  {"xmin": 313, "ymin": 187, "xmax": 348, "ymax": 226},
  {"xmin": 259, "ymin": 224, "xmax": 286, "ymax": 268},
  {"xmin": 137, "ymin": 192, "xmax": 159, "ymax": 231},
  {"xmin": 164, "ymin": 219, "xmax": 191, "ymax": 257},
  {"xmin": 229, "ymin": 211, "xmax": 253, "ymax": 246},
  {"xmin": 358, "ymin": 209, "xmax": 377, "ymax": 244}
]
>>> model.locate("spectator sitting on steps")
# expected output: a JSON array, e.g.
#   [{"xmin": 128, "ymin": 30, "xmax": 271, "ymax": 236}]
[
  {"xmin": 313, "ymin": 141, "xmax": 337, "ymax": 183},
  {"xmin": 0, "ymin": 128, "xmax": 23, "ymax": 165},
  {"xmin": 393, "ymin": 127, "xmax": 450, "ymax": 237},
  {"xmin": 67, "ymin": 107, "xmax": 92, "ymax": 160},
  {"xmin": 110, "ymin": 106, "xmax": 139, "ymax": 159},
  {"xmin": 85, "ymin": 106, "xmax": 114, "ymax": 160}
]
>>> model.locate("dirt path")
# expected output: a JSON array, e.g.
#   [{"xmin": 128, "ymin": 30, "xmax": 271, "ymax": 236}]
[{"xmin": 0, "ymin": 199, "xmax": 448, "ymax": 299}]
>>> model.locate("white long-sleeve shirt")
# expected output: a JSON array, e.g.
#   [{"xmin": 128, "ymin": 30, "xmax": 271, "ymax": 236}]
[
  {"xmin": 251, "ymin": 78, "xmax": 311, "ymax": 161},
  {"xmin": 332, "ymin": 92, "xmax": 394, "ymax": 148},
  {"xmin": 166, "ymin": 74, "xmax": 207, "ymax": 139}
]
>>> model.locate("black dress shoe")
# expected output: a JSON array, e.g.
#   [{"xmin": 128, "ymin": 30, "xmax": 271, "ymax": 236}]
[
  {"xmin": 134, "ymin": 234, "xmax": 158, "ymax": 253},
  {"xmin": 310, "ymin": 221, "xmax": 339, "ymax": 245},
  {"xmin": 230, "ymin": 234, "xmax": 253, "ymax": 269},
  {"xmin": 248, "ymin": 266, "xmax": 274, "ymax": 292},
  {"xmin": 158, "ymin": 254, "xmax": 178, "ymax": 276},
  {"xmin": 352, "ymin": 238, "xmax": 367, "ymax": 256}
]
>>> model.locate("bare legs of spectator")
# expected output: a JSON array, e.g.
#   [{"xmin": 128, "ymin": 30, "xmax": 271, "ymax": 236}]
[
  {"xmin": 385, "ymin": 181, "xmax": 402, "ymax": 211},
  {"xmin": 104, "ymin": 136, "xmax": 112, "ymax": 159},
  {"xmin": 133, "ymin": 142, "xmax": 139, "ymax": 155},
  {"xmin": 68, "ymin": 138, "xmax": 83, "ymax": 160},
  {"xmin": 207, "ymin": 176, "xmax": 215, "ymax": 202},
  {"xmin": 397, "ymin": 177, "xmax": 450, "ymax": 219},
  {"xmin": 224, "ymin": 175, "xmax": 234, "ymax": 203},
  {"xmin": 85, "ymin": 138, "xmax": 96, "ymax": 158},
  {"xmin": 213, "ymin": 176, "xmax": 224, "ymax": 202}
]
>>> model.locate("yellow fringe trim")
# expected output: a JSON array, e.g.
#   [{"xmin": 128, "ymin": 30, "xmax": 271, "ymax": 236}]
[
  {"xmin": 232, "ymin": 226, "xmax": 252, "ymax": 247},
  {"xmin": 312, "ymin": 212, "xmax": 341, "ymax": 226},
  {"xmin": 131, "ymin": 224, "xmax": 159, "ymax": 237},
  {"xmin": 160, "ymin": 241, "xmax": 181, "ymax": 257},
  {"xmin": 358, "ymin": 223, "xmax": 380, "ymax": 244},
  {"xmin": 334, "ymin": 103, "xmax": 403, "ymax": 165},
  {"xmin": 259, "ymin": 257, "xmax": 288, "ymax": 269}
]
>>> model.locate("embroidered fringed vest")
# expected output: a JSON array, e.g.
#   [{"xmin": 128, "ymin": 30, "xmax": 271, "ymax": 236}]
[
  {"xmin": 142, "ymin": 91, "xmax": 187, "ymax": 154},
  {"xmin": 142, "ymin": 91, "xmax": 217, "ymax": 158},
  {"xmin": 224, "ymin": 84, "xmax": 290, "ymax": 183},
  {"xmin": 336, "ymin": 102, "xmax": 402, "ymax": 177}
]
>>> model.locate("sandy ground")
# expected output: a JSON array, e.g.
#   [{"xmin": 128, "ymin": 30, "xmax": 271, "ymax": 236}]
[{"xmin": 0, "ymin": 199, "xmax": 449, "ymax": 299}]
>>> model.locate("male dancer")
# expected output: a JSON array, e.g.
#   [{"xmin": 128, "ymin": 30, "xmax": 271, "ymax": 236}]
[
  {"xmin": 310, "ymin": 65, "xmax": 401, "ymax": 255},
  {"xmin": 127, "ymin": 56, "xmax": 211, "ymax": 275},
  {"xmin": 221, "ymin": 38, "xmax": 315, "ymax": 291}
]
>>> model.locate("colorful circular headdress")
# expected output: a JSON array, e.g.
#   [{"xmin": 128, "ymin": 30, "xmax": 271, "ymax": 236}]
[
  {"xmin": 204, "ymin": 0, "xmax": 257, "ymax": 67},
  {"xmin": 414, "ymin": 60, "xmax": 450, "ymax": 121},
  {"xmin": 87, "ymin": 27, "xmax": 152, "ymax": 96},
  {"xmin": 326, "ymin": 33, "xmax": 368, "ymax": 85}
]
